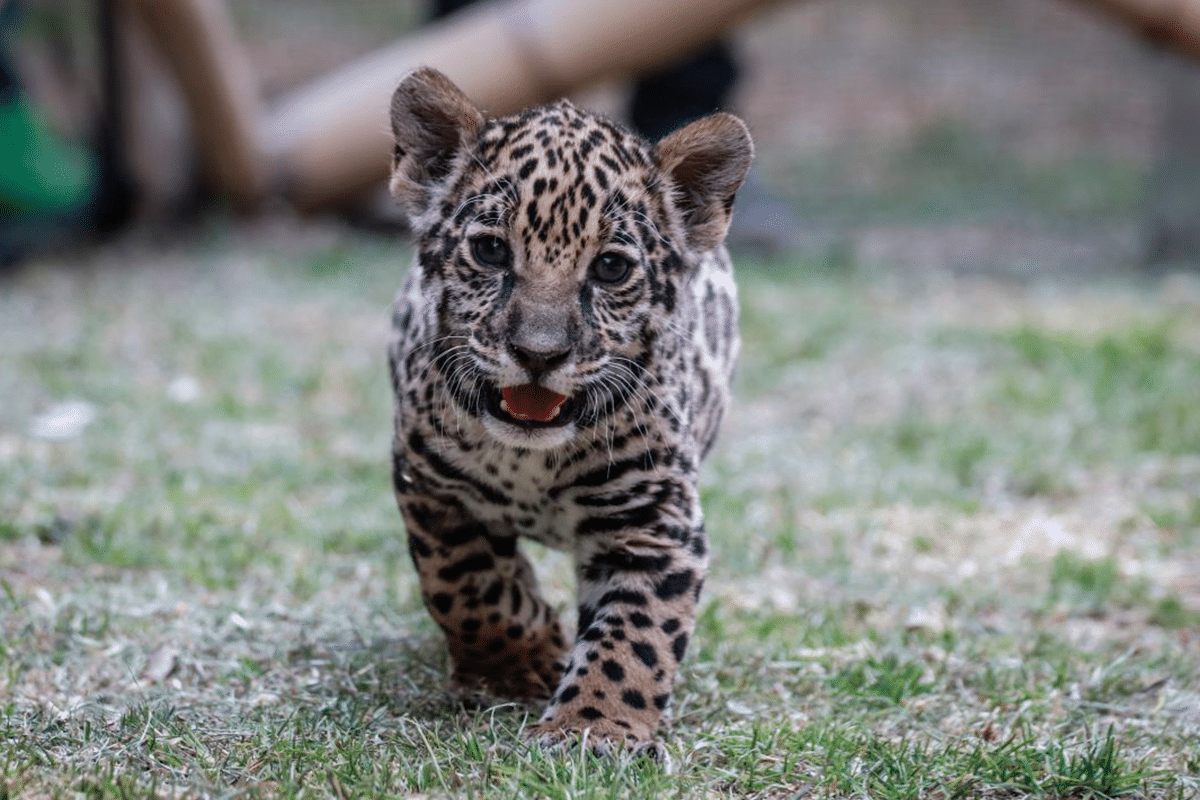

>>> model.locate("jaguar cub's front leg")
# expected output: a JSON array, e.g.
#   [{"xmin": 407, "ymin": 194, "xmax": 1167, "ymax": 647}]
[
  {"xmin": 399, "ymin": 494, "xmax": 569, "ymax": 702},
  {"xmin": 526, "ymin": 521, "xmax": 708, "ymax": 751}
]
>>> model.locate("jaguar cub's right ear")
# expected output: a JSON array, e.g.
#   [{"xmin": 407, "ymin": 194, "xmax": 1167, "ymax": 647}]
[{"xmin": 389, "ymin": 67, "xmax": 485, "ymax": 223}]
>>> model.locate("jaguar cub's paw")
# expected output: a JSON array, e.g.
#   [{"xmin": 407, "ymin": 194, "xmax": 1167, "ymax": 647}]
[
  {"xmin": 522, "ymin": 715, "xmax": 667, "ymax": 764},
  {"xmin": 451, "ymin": 664, "xmax": 560, "ymax": 705}
]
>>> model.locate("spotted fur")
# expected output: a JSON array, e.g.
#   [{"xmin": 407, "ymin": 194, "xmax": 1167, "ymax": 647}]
[{"xmin": 387, "ymin": 68, "xmax": 752, "ymax": 752}]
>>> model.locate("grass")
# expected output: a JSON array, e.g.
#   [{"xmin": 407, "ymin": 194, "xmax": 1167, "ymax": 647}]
[
  {"xmin": 773, "ymin": 119, "xmax": 1148, "ymax": 226},
  {"xmin": 1, "ymin": 223, "xmax": 1199, "ymax": 799}
]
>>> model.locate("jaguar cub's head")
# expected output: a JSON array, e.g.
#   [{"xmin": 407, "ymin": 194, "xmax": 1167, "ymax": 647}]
[{"xmin": 390, "ymin": 68, "xmax": 752, "ymax": 450}]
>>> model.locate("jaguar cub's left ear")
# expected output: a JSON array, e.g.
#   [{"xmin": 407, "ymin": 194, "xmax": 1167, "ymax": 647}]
[
  {"xmin": 389, "ymin": 67, "xmax": 486, "ymax": 224},
  {"xmin": 656, "ymin": 113, "xmax": 754, "ymax": 252}
]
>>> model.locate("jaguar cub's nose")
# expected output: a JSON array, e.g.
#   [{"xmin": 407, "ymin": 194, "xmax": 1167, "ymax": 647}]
[{"xmin": 508, "ymin": 341, "xmax": 572, "ymax": 377}]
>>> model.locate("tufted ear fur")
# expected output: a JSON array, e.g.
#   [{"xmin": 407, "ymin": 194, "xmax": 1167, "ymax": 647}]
[
  {"xmin": 389, "ymin": 67, "xmax": 486, "ymax": 223},
  {"xmin": 655, "ymin": 113, "xmax": 754, "ymax": 252}
]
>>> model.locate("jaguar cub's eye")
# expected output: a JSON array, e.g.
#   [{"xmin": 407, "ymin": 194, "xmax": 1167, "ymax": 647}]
[
  {"xmin": 470, "ymin": 235, "xmax": 511, "ymax": 268},
  {"xmin": 590, "ymin": 252, "xmax": 633, "ymax": 284}
]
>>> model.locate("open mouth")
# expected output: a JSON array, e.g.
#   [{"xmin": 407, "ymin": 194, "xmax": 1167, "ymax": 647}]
[{"xmin": 487, "ymin": 383, "xmax": 575, "ymax": 428}]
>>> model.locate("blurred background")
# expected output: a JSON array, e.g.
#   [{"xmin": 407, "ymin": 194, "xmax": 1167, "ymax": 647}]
[{"xmin": 3, "ymin": 0, "xmax": 1199, "ymax": 275}]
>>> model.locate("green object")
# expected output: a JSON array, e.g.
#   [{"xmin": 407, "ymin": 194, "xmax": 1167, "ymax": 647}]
[
  {"xmin": 0, "ymin": 94, "xmax": 96, "ymax": 217},
  {"xmin": 1, "ymin": 0, "xmax": 134, "ymax": 266}
]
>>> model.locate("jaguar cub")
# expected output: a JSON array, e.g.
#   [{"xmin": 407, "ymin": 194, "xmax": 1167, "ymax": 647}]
[{"xmin": 387, "ymin": 68, "xmax": 752, "ymax": 752}]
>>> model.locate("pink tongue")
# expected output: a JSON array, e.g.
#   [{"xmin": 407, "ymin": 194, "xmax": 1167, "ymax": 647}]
[{"xmin": 502, "ymin": 384, "xmax": 568, "ymax": 422}]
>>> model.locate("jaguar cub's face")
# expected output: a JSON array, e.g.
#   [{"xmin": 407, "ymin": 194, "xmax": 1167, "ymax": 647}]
[{"xmin": 390, "ymin": 68, "xmax": 752, "ymax": 450}]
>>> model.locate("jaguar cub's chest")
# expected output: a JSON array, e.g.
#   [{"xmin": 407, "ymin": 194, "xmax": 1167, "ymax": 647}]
[
  {"xmin": 455, "ymin": 442, "xmax": 579, "ymax": 548},
  {"xmin": 417, "ymin": 419, "xmax": 665, "ymax": 551}
]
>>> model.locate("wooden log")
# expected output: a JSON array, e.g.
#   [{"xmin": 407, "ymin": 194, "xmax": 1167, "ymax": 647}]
[
  {"xmin": 1074, "ymin": 0, "xmax": 1200, "ymax": 60},
  {"xmin": 266, "ymin": 0, "xmax": 781, "ymax": 211},
  {"xmin": 125, "ymin": 0, "xmax": 268, "ymax": 209}
]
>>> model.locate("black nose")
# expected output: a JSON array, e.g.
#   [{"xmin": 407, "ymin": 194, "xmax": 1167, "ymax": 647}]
[{"xmin": 508, "ymin": 342, "xmax": 571, "ymax": 376}]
